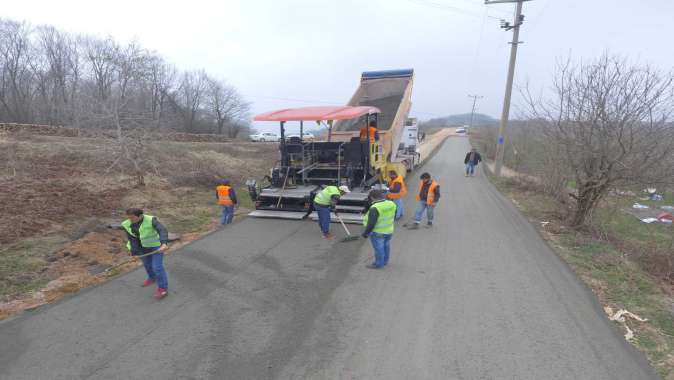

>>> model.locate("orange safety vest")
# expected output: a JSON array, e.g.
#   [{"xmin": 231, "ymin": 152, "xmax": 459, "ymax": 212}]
[
  {"xmin": 387, "ymin": 176, "xmax": 408, "ymax": 200},
  {"xmin": 359, "ymin": 126, "xmax": 377, "ymax": 141},
  {"xmin": 416, "ymin": 180, "xmax": 438, "ymax": 205},
  {"xmin": 216, "ymin": 185, "xmax": 233, "ymax": 206}
]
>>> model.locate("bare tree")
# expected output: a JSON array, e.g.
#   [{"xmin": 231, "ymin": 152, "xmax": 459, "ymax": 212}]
[
  {"xmin": 173, "ymin": 69, "xmax": 209, "ymax": 132},
  {"xmin": 525, "ymin": 54, "xmax": 674, "ymax": 228},
  {"xmin": 206, "ymin": 77, "xmax": 250, "ymax": 137},
  {"xmin": 0, "ymin": 19, "xmax": 35, "ymax": 122}
]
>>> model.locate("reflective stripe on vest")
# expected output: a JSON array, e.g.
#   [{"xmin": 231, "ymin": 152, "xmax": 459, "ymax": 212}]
[
  {"xmin": 121, "ymin": 215, "xmax": 162, "ymax": 251},
  {"xmin": 314, "ymin": 186, "xmax": 340, "ymax": 206},
  {"xmin": 216, "ymin": 185, "xmax": 233, "ymax": 206},
  {"xmin": 387, "ymin": 176, "xmax": 408, "ymax": 200},
  {"xmin": 363, "ymin": 200, "xmax": 396, "ymax": 234},
  {"xmin": 416, "ymin": 180, "xmax": 438, "ymax": 205}
]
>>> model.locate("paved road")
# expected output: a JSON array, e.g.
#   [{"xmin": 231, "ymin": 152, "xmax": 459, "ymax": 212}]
[{"xmin": 0, "ymin": 138, "xmax": 658, "ymax": 380}]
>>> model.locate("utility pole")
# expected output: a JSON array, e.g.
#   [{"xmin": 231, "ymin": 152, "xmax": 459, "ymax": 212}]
[
  {"xmin": 486, "ymin": 0, "xmax": 530, "ymax": 176},
  {"xmin": 467, "ymin": 94, "xmax": 483, "ymax": 128}
]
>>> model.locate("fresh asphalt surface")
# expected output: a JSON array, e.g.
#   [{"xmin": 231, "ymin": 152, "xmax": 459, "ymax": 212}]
[{"xmin": 0, "ymin": 138, "xmax": 659, "ymax": 380}]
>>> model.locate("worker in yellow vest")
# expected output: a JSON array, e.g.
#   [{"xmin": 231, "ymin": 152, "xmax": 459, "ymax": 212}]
[
  {"xmin": 386, "ymin": 169, "xmax": 408, "ymax": 220},
  {"xmin": 216, "ymin": 179, "xmax": 238, "ymax": 225},
  {"xmin": 121, "ymin": 208, "xmax": 170, "ymax": 299},
  {"xmin": 362, "ymin": 190, "xmax": 397, "ymax": 269},
  {"xmin": 313, "ymin": 185, "xmax": 350, "ymax": 239},
  {"xmin": 408, "ymin": 172, "xmax": 440, "ymax": 229}
]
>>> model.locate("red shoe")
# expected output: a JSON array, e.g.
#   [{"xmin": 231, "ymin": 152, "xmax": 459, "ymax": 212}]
[
  {"xmin": 142, "ymin": 278, "xmax": 156, "ymax": 287},
  {"xmin": 155, "ymin": 288, "xmax": 168, "ymax": 299}
]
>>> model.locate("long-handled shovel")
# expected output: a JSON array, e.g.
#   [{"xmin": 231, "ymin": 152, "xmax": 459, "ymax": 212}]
[
  {"xmin": 103, "ymin": 246, "xmax": 167, "ymax": 275},
  {"xmin": 335, "ymin": 212, "xmax": 359, "ymax": 242}
]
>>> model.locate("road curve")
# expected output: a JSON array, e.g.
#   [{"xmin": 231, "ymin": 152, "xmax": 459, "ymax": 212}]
[{"xmin": 0, "ymin": 138, "xmax": 658, "ymax": 380}]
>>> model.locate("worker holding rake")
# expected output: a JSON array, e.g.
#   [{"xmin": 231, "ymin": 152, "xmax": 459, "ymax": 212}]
[{"xmin": 121, "ymin": 208, "xmax": 170, "ymax": 299}]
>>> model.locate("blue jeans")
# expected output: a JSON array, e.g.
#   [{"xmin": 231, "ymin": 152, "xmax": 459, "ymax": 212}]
[
  {"xmin": 466, "ymin": 163, "xmax": 476, "ymax": 175},
  {"xmin": 392, "ymin": 198, "xmax": 404, "ymax": 220},
  {"xmin": 370, "ymin": 232, "xmax": 392, "ymax": 267},
  {"xmin": 140, "ymin": 249, "xmax": 168, "ymax": 290},
  {"xmin": 315, "ymin": 203, "xmax": 331, "ymax": 235},
  {"xmin": 221, "ymin": 205, "xmax": 234, "ymax": 225},
  {"xmin": 414, "ymin": 201, "xmax": 435, "ymax": 224}
]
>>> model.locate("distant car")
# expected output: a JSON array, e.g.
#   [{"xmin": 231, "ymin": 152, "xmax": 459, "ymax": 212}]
[
  {"xmin": 249, "ymin": 132, "xmax": 280, "ymax": 142},
  {"xmin": 286, "ymin": 132, "xmax": 315, "ymax": 141},
  {"xmin": 456, "ymin": 127, "xmax": 467, "ymax": 134}
]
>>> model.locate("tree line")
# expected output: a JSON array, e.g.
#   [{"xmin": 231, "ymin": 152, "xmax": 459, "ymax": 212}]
[{"xmin": 0, "ymin": 18, "xmax": 251, "ymax": 138}]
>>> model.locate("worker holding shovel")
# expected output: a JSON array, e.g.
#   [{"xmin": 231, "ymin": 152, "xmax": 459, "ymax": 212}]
[
  {"xmin": 121, "ymin": 208, "xmax": 170, "ymax": 299},
  {"xmin": 362, "ymin": 190, "xmax": 397, "ymax": 269},
  {"xmin": 313, "ymin": 185, "xmax": 350, "ymax": 239}
]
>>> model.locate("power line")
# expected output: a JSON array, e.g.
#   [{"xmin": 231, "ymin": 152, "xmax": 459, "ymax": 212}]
[{"xmin": 406, "ymin": 0, "xmax": 502, "ymax": 20}]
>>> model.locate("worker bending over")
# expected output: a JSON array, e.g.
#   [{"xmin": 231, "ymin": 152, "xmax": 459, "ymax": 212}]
[
  {"xmin": 313, "ymin": 185, "xmax": 350, "ymax": 239},
  {"xmin": 386, "ymin": 169, "xmax": 407, "ymax": 220},
  {"xmin": 121, "ymin": 208, "xmax": 170, "ymax": 299},
  {"xmin": 408, "ymin": 172, "xmax": 440, "ymax": 229},
  {"xmin": 362, "ymin": 190, "xmax": 397, "ymax": 269},
  {"xmin": 216, "ymin": 179, "xmax": 238, "ymax": 225},
  {"xmin": 359, "ymin": 119, "xmax": 380, "ymax": 142}
]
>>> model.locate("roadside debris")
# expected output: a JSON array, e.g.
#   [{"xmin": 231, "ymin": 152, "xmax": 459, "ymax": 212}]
[
  {"xmin": 633, "ymin": 203, "xmax": 649, "ymax": 209},
  {"xmin": 605, "ymin": 306, "xmax": 649, "ymax": 341},
  {"xmin": 640, "ymin": 218, "xmax": 659, "ymax": 224}
]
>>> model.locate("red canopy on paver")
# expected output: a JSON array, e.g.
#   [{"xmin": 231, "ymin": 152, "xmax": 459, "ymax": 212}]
[{"xmin": 254, "ymin": 106, "xmax": 380, "ymax": 122}]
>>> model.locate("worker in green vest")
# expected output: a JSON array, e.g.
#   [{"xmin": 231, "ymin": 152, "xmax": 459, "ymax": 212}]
[
  {"xmin": 121, "ymin": 208, "xmax": 170, "ymax": 299},
  {"xmin": 362, "ymin": 189, "xmax": 397, "ymax": 269},
  {"xmin": 313, "ymin": 185, "xmax": 350, "ymax": 239}
]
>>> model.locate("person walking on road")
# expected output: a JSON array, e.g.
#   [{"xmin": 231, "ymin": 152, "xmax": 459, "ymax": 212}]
[
  {"xmin": 464, "ymin": 148, "xmax": 482, "ymax": 177},
  {"xmin": 362, "ymin": 190, "xmax": 396, "ymax": 269},
  {"xmin": 408, "ymin": 172, "xmax": 440, "ymax": 229},
  {"xmin": 216, "ymin": 179, "xmax": 238, "ymax": 225},
  {"xmin": 386, "ymin": 169, "xmax": 407, "ymax": 221},
  {"xmin": 121, "ymin": 208, "xmax": 170, "ymax": 299},
  {"xmin": 313, "ymin": 185, "xmax": 350, "ymax": 239}
]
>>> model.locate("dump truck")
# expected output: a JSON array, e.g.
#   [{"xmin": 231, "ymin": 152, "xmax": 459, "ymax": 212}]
[{"xmin": 246, "ymin": 69, "xmax": 448, "ymax": 223}]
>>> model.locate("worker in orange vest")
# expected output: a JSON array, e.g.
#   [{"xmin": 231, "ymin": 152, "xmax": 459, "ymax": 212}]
[
  {"xmin": 386, "ymin": 169, "xmax": 407, "ymax": 220},
  {"xmin": 359, "ymin": 119, "xmax": 379, "ymax": 142},
  {"xmin": 407, "ymin": 172, "xmax": 440, "ymax": 229},
  {"xmin": 216, "ymin": 179, "xmax": 238, "ymax": 225}
]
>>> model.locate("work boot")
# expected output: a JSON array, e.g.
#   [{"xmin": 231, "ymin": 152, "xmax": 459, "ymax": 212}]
[
  {"xmin": 407, "ymin": 223, "xmax": 420, "ymax": 230},
  {"xmin": 366, "ymin": 264, "xmax": 381, "ymax": 270},
  {"xmin": 155, "ymin": 288, "xmax": 168, "ymax": 299},
  {"xmin": 425, "ymin": 222, "xmax": 433, "ymax": 229},
  {"xmin": 142, "ymin": 278, "xmax": 156, "ymax": 287}
]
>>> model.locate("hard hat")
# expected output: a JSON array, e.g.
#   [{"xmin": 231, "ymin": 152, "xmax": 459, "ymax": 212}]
[{"xmin": 338, "ymin": 185, "xmax": 351, "ymax": 193}]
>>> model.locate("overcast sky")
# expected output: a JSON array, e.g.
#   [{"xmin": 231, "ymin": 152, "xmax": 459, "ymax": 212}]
[{"xmin": 4, "ymin": 0, "xmax": 674, "ymax": 129}]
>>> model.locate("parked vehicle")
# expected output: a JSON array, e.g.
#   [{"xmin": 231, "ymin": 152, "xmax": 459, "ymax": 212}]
[
  {"xmin": 249, "ymin": 132, "xmax": 281, "ymax": 142},
  {"xmin": 286, "ymin": 132, "xmax": 315, "ymax": 141},
  {"xmin": 456, "ymin": 127, "xmax": 467, "ymax": 134}
]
